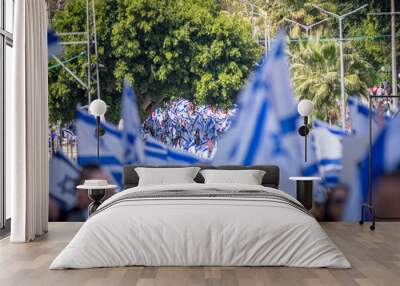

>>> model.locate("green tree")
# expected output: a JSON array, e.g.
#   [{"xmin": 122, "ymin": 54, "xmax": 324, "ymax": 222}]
[
  {"xmin": 290, "ymin": 38, "xmax": 373, "ymax": 122},
  {"xmin": 48, "ymin": 0, "xmax": 261, "ymax": 124},
  {"xmin": 49, "ymin": 0, "xmax": 120, "ymax": 123}
]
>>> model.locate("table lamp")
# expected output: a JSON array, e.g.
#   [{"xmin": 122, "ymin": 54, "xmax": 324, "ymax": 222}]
[
  {"xmin": 297, "ymin": 99, "xmax": 314, "ymax": 162},
  {"xmin": 89, "ymin": 99, "xmax": 107, "ymax": 160}
]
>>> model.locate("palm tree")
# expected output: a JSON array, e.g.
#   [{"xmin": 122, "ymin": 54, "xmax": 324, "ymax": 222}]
[{"xmin": 290, "ymin": 37, "xmax": 373, "ymax": 123}]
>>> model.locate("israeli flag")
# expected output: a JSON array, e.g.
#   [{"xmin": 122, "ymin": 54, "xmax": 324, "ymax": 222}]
[
  {"xmin": 76, "ymin": 108, "xmax": 124, "ymax": 187},
  {"xmin": 61, "ymin": 128, "xmax": 76, "ymax": 141},
  {"xmin": 358, "ymin": 117, "xmax": 400, "ymax": 204},
  {"xmin": 344, "ymin": 116, "xmax": 400, "ymax": 221},
  {"xmin": 167, "ymin": 144, "xmax": 210, "ymax": 165},
  {"xmin": 304, "ymin": 120, "xmax": 346, "ymax": 187},
  {"xmin": 213, "ymin": 31, "xmax": 301, "ymax": 195},
  {"xmin": 49, "ymin": 151, "xmax": 80, "ymax": 211},
  {"xmin": 144, "ymin": 136, "xmax": 209, "ymax": 165},
  {"xmin": 348, "ymin": 97, "xmax": 389, "ymax": 136},
  {"xmin": 121, "ymin": 80, "xmax": 145, "ymax": 164},
  {"xmin": 143, "ymin": 137, "xmax": 168, "ymax": 165}
]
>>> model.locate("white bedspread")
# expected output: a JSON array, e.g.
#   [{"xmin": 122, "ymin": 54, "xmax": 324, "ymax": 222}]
[{"xmin": 50, "ymin": 183, "xmax": 351, "ymax": 269}]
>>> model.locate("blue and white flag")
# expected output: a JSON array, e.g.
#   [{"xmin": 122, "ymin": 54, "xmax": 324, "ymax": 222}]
[
  {"xmin": 144, "ymin": 136, "xmax": 209, "ymax": 165},
  {"xmin": 143, "ymin": 137, "xmax": 168, "ymax": 165},
  {"xmin": 348, "ymin": 96, "xmax": 389, "ymax": 136},
  {"xmin": 61, "ymin": 128, "xmax": 76, "ymax": 141},
  {"xmin": 167, "ymin": 144, "xmax": 209, "ymax": 165},
  {"xmin": 49, "ymin": 151, "xmax": 80, "ymax": 211},
  {"xmin": 76, "ymin": 108, "xmax": 124, "ymax": 187},
  {"xmin": 48, "ymin": 29, "xmax": 63, "ymax": 57},
  {"xmin": 304, "ymin": 120, "xmax": 346, "ymax": 187},
  {"xmin": 358, "ymin": 116, "xmax": 400, "ymax": 203},
  {"xmin": 344, "ymin": 116, "xmax": 400, "ymax": 221},
  {"xmin": 122, "ymin": 80, "xmax": 145, "ymax": 164},
  {"xmin": 213, "ymin": 31, "xmax": 301, "ymax": 194}
]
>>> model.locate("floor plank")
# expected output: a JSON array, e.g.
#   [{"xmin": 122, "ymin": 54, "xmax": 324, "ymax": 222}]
[{"xmin": 0, "ymin": 222, "xmax": 399, "ymax": 286}]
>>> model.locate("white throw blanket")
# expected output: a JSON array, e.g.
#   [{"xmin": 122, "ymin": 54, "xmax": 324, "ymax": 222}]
[{"xmin": 50, "ymin": 183, "xmax": 351, "ymax": 269}]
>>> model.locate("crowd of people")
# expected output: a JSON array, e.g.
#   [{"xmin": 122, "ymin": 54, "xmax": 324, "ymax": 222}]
[
  {"xmin": 368, "ymin": 80, "xmax": 399, "ymax": 117},
  {"xmin": 369, "ymin": 80, "xmax": 391, "ymax": 97},
  {"xmin": 48, "ymin": 99, "xmax": 238, "ymax": 160},
  {"xmin": 141, "ymin": 99, "xmax": 237, "ymax": 158}
]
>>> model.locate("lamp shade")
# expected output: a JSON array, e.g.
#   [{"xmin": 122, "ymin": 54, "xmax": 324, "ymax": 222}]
[
  {"xmin": 89, "ymin": 99, "xmax": 107, "ymax": 117},
  {"xmin": 297, "ymin": 99, "xmax": 314, "ymax": 117}
]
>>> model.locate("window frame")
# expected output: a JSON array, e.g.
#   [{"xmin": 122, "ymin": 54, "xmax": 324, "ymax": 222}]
[{"xmin": 0, "ymin": 0, "xmax": 13, "ymax": 230}]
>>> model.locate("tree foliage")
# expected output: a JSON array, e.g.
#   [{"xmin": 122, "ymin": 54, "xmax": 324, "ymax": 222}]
[
  {"xmin": 221, "ymin": 0, "xmax": 398, "ymax": 123},
  {"xmin": 290, "ymin": 38, "xmax": 373, "ymax": 121},
  {"xmin": 49, "ymin": 0, "xmax": 399, "ymax": 125},
  {"xmin": 48, "ymin": 0, "xmax": 261, "ymax": 124}
]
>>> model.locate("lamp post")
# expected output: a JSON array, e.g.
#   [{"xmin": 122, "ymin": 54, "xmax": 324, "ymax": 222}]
[
  {"xmin": 89, "ymin": 99, "xmax": 107, "ymax": 160},
  {"xmin": 284, "ymin": 18, "xmax": 330, "ymax": 37},
  {"xmin": 297, "ymin": 99, "xmax": 314, "ymax": 162},
  {"xmin": 312, "ymin": 4, "xmax": 368, "ymax": 130},
  {"xmin": 368, "ymin": 1, "xmax": 399, "ymax": 105},
  {"xmin": 239, "ymin": 0, "xmax": 271, "ymax": 51}
]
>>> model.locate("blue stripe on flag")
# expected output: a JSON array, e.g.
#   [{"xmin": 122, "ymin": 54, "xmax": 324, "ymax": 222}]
[
  {"xmin": 243, "ymin": 100, "xmax": 269, "ymax": 165},
  {"xmin": 76, "ymin": 110, "xmax": 123, "ymax": 138},
  {"xmin": 357, "ymin": 104, "xmax": 370, "ymax": 117},
  {"xmin": 273, "ymin": 39, "xmax": 284, "ymax": 57},
  {"xmin": 280, "ymin": 113, "xmax": 298, "ymax": 134},
  {"xmin": 111, "ymin": 171, "xmax": 123, "ymax": 187},
  {"xmin": 360, "ymin": 127, "xmax": 387, "ymax": 202},
  {"xmin": 251, "ymin": 78, "xmax": 269, "ymax": 94},
  {"xmin": 145, "ymin": 150, "xmax": 167, "ymax": 160},
  {"xmin": 313, "ymin": 120, "xmax": 346, "ymax": 136},
  {"xmin": 146, "ymin": 141, "xmax": 165, "ymax": 150},
  {"xmin": 322, "ymin": 175, "xmax": 340, "ymax": 187},
  {"xmin": 303, "ymin": 163, "xmax": 318, "ymax": 176},
  {"xmin": 78, "ymin": 156, "xmax": 123, "ymax": 166},
  {"xmin": 127, "ymin": 133, "xmax": 136, "ymax": 144},
  {"xmin": 319, "ymin": 159, "xmax": 342, "ymax": 166}
]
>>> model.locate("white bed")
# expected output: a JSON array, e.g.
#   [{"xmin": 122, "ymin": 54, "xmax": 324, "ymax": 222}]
[{"xmin": 50, "ymin": 183, "xmax": 350, "ymax": 269}]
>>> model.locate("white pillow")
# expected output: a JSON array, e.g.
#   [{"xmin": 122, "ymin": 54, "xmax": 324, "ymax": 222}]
[
  {"xmin": 200, "ymin": 169, "xmax": 266, "ymax": 185},
  {"xmin": 135, "ymin": 167, "xmax": 200, "ymax": 186}
]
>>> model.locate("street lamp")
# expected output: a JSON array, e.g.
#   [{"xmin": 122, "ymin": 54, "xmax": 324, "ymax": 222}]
[
  {"xmin": 284, "ymin": 18, "xmax": 330, "ymax": 37},
  {"xmin": 239, "ymin": 0, "xmax": 271, "ymax": 51},
  {"xmin": 312, "ymin": 4, "xmax": 368, "ymax": 130}
]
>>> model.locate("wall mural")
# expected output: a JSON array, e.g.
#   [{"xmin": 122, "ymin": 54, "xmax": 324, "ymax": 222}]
[{"xmin": 48, "ymin": 0, "xmax": 400, "ymax": 223}]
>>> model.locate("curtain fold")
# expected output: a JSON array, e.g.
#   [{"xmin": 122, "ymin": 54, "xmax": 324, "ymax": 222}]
[{"xmin": 9, "ymin": 0, "xmax": 49, "ymax": 242}]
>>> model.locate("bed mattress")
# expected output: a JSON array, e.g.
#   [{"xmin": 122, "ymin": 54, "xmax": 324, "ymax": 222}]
[{"xmin": 50, "ymin": 183, "xmax": 350, "ymax": 269}]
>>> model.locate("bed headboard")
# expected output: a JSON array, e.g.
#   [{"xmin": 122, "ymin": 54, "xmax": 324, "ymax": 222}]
[{"xmin": 123, "ymin": 165, "xmax": 280, "ymax": 190}]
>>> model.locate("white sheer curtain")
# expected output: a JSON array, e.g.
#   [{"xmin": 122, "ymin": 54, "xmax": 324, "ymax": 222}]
[{"xmin": 8, "ymin": 0, "xmax": 49, "ymax": 242}]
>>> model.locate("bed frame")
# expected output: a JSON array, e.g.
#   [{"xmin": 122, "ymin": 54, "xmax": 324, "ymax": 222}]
[{"xmin": 123, "ymin": 165, "xmax": 280, "ymax": 190}]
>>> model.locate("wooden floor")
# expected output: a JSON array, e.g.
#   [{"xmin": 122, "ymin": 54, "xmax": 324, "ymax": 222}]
[{"xmin": 0, "ymin": 222, "xmax": 399, "ymax": 286}]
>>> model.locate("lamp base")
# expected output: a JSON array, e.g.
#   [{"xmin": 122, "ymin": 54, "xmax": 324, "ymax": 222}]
[
  {"xmin": 88, "ymin": 189, "xmax": 106, "ymax": 215},
  {"xmin": 298, "ymin": 125, "xmax": 309, "ymax": 136}
]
